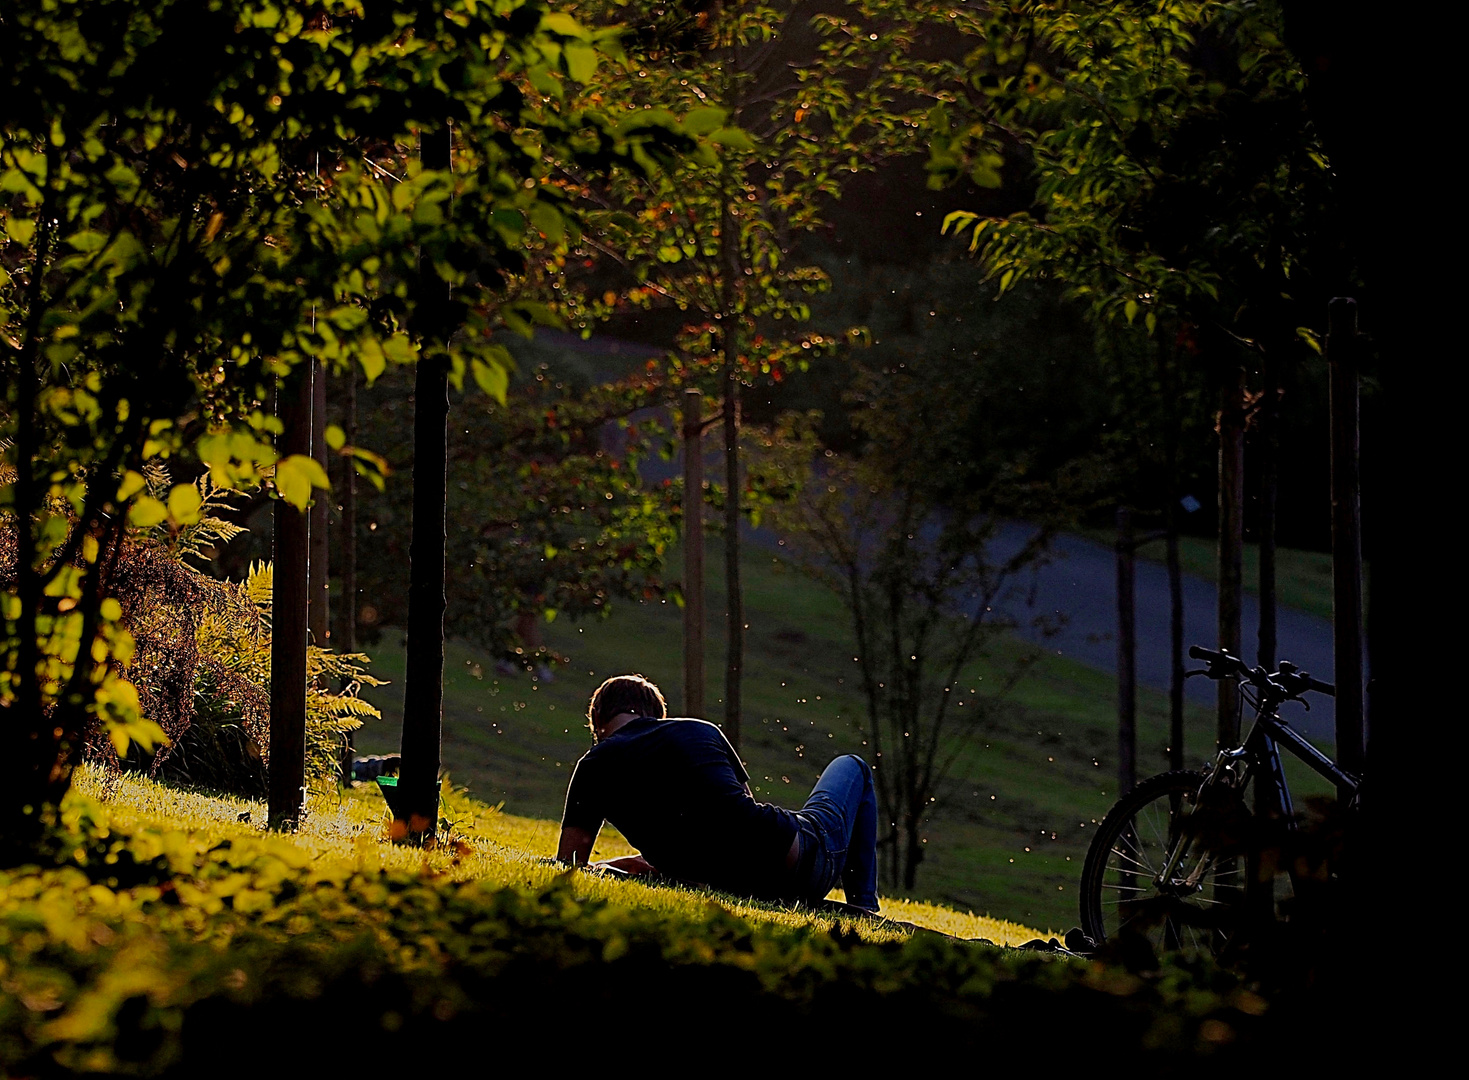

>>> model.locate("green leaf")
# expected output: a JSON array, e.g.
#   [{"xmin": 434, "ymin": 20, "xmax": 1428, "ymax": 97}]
[
  {"xmin": 529, "ymin": 203, "xmax": 565, "ymax": 245},
  {"xmin": 381, "ymin": 335, "xmax": 416, "ymax": 365},
  {"xmin": 167, "ymin": 483, "xmax": 203, "ymax": 525},
  {"xmin": 358, "ymin": 338, "xmax": 387, "ymax": 383},
  {"xmin": 67, "ymin": 230, "xmax": 108, "ymax": 253},
  {"xmin": 708, "ymin": 127, "xmax": 757, "ymax": 152},
  {"xmin": 128, "ymin": 496, "xmax": 168, "ymax": 528},
  {"xmin": 564, "ymin": 41, "xmax": 597, "ymax": 83},
  {"xmin": 276, "ymin": 454, "xmax": 330, "ymax": 509},
  {"xmin": 325, "ymin": 424, "xmax": 346, "ymax": 451},
  {"xmin": 683, "ymin": 107, "xmax": 728, "ymax": 136},
  {"xmin": 471, "ymin": 357, "xmax": 509, "ymax": 405},
  {"xmin": 941, "ymin": 211, "xmax": 976, "ymax": 235},
  {"xmin": 541, "ymin": 12, "xmax": 589, "ymax": 38},
  {"xmin": 969, "ymin": 153, "xmax": 1004, "ymax": 188},
  {"xmin": 116, "ymin": 470, "xmax": 146, "ymax": 503},
  {"xmin": 1124, "ymin": 299, "xmax": 1139, "ymax": 324},
  {"xmin": 5, "ymin": 217, "xmax": 35, "ymax": 244}
]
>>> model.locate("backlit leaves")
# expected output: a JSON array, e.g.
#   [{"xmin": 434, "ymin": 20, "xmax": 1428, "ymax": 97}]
[{"xmin": 273, "ymin": 455, "xmax": 330, "ymax": 511}]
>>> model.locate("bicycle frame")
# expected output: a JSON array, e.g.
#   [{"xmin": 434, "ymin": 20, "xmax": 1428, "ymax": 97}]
[
  {"xmin": 1245, "ymin": 710, "xmax": 1359, "ymax": 820},
  {"xmin": 1154, "ymin": 696, "xmax": 1360, "ymax": 888}
]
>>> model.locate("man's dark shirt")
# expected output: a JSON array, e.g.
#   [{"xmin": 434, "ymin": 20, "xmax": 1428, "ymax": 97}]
[{"xmin": 562, "ymin": 716, "xmax": 798, "ymax": 897}]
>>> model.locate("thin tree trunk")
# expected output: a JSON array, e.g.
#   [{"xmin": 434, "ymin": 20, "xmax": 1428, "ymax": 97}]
[
  {"xmin": 683, "ymin": 388, "xmax": 705, "ymax": 718},
  {"xmin": 338, "ymin": 366, "xmax": 358, "ymax": 781},
  {"xmin": 721, "ymin": 361, "xmax": 742, "ymax": 748},
  {"xmin": 1160, "ymin": 339, "xmax": 1186, "ymax": 772},
  {"xmin": 1166, "ymin": 509, "xmax": 1185, "ymax": 773},
  {"xmin": 720, "ymin": 217, "xmax": 743, "ymax": 750},
  {"xmin": 308, "ymin": 360, "xmax": 329, "ymax": 648},
  {"xmin": 7, "ymin": 199, "xmax": 54, "ymax": 820},
  {"xmin": 1258, "ymin": 352, "xmax": 1280, "ymax": 669},
  {"xmin": 1217, "ymin": 364, "xmax": 1246, "ymax": 748},
  {"xmin": 718, "ymin": 2, "xmax": 745, "ymax": 750},
  {"xmin": 269, "ymin": 366, "xmax": 312, "ymax": 831},
  {"xmin": 397, "ymin": 123, "xmax": 452, "ymax": 840},
  {"xmin": 1328, "ymin": 298, "xmax": 1365, "ymax": 789},
  {"xmin": 902, "ymin": 812, "xmax": 923, "ymax": 890},
  {"xmin": 1115, "ymin": 505, "xmax": 1137, "ymax": 794}
]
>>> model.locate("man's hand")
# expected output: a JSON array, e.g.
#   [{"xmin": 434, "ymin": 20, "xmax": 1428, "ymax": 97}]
[
  {"xmin": 589, "ymin": 854, "xmax": 658, "ymax": 876},
  {"xmin": 556, "ymin": 825, "xmax": 596, "ymax": 867}
]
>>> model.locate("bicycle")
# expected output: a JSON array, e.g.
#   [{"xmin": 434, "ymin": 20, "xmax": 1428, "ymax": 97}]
[{"xmin": 1077, "ymin": 644, "xmax": 1358, "ymax": 957}]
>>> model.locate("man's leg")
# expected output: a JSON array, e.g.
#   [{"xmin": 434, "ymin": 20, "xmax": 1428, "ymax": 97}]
[{"xmin": 799, "ymin": 755, "xmax": 879, "ymax": 911}]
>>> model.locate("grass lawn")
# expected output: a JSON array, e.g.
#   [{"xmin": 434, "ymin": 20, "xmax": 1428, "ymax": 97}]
[
  {"xmin": 350, "ymin": 544, "xmax": 1341, "ymax": 932},
  {"xmin": 70, "ymin": 766, "xmax": 1044, "ymax": 946},
  {"xmin": 1122, "ymin": 532, "xmax": 1352, "ymax": 622},
  {"xmin": 5, "ymin": 770, "xmax": 1272, "ymax": 1069}
]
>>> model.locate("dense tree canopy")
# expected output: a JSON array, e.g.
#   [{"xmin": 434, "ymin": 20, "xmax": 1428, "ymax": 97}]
[{"xmin": 0, "ymin": 0, "xmax": 687, "ymax": 827}]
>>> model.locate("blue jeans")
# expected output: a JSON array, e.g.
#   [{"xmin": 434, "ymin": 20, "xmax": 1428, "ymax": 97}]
[{"xmin": 789, "ymin": 755, "xmax": 879, "ymax": 911}]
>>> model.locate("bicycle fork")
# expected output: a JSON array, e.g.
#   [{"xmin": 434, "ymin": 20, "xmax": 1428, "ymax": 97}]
[{"xmin": 1152, "ymin": 748, "xmax": 1253, "ymax": 891}]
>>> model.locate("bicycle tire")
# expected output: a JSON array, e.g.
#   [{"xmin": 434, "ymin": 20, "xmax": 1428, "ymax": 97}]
[{"xmin": 1079, "ymin": 769, "xmax": 1248, "ymax": 956}]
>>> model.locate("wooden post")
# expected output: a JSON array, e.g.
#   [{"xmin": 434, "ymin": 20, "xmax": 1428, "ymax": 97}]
[
  {"xmin": 683, "ymin": 388, "xmax": 705, "ymax": 719},
  {"xmin": 1217, "ymin": 364, "xmax": 1246, "ymax": 748},
  {"xmin": 308, "ymin": 361, "xmax": 329, "ymax": 648},
  {"xmin": 337, "ymin": 366, "xmax": 358, "ymax": 782},
  {"xmin": 1115, "ymin": 506, "xmax": 1137, "ymax": 794},
  {"xmin": 397, "ymin": 123, "xmax": 452, "ymax": 841},
  {"xmin": 269, "ymin": 366, "xmax": 312, "ymax": 831},
  {"xmin": 1328, "ymin": 297, "xmax": 1365, "ymax": 788}
]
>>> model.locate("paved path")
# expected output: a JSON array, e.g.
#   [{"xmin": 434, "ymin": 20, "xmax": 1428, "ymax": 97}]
[
  {"xmin": 571, "ymin": 331, "xmax": 1340, "ymax": 746},
  {"xmin": 985, "ymin": 524, "xmax": 1336, "ymax": 744}
]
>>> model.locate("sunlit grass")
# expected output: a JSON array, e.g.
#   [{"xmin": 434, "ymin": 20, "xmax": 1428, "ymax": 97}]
[{"xmin": 72, "ymin": 766, "xmax": 1050, "ymax": 946}]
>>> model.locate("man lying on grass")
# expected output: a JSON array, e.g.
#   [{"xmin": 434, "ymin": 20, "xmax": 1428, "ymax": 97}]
[{"xmin": 556, "ymin": 674, "xmax": 881, "ymax": 913}]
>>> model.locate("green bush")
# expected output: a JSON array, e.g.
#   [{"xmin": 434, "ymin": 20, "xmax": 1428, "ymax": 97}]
[{"xmin": 90, "ymin": 478, "xmax": 380, "ymax": 796}]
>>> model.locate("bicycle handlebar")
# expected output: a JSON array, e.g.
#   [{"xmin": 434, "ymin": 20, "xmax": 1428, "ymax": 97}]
[
  {"xmin": 1277, "ymin": 661, "xmax": 1335, "ymax": 699},
  {"xmin": 1185, "ymin": 645, "xmax": 1334, "ymax": 700},
  {"xmin": 1188, "ymin": 644, "xmax": 1234, "ymax": 666}
]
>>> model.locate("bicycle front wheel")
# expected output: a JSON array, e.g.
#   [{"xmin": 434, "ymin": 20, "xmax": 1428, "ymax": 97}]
[{"xmin": 1079, "ymin": 770, "xmax": 1247, "ymax": 956}]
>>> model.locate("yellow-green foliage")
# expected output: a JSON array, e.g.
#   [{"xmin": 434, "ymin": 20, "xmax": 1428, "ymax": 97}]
[
  {"xmin": 0, "ymin": 769, "xmax": 1267, "ymax": 1072},
  {"xmin": 153, "ymin": 560, "xmax": 382, "ymax": 791}
]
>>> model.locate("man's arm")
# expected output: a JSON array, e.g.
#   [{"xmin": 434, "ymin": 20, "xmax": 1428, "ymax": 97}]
[
  {"xmin": 556, "ymin": 829, "xmax": 657, "ymax": 876},
  {"xmin": 556, "ymin": 825, "xmax": 596, "ymax": 866}
]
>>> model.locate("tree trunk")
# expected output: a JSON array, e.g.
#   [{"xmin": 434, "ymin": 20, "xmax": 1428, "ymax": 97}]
[
  {"xmin": 1166, "ymin": 511, "xmax": 1185, "ymax": 773},
  {"xmin": 683, "ymin": 388, "xmax": 705, "ymax": 718},
  {"xmin": 902, "ymin": 812, "xmax": 924, "ymax": 891},
  {"xmin": 337, "ymin": 366, "xmax": 358, "ymax": 781},
  {"xmin": 269, "ymin": 366, "xmax": 312, "ymax": 831},
  {"xmin": 1216, "ymin": 364, "xmax": 1246, "ymax": 748},
  {"xmin": 1258, "ymin": 352, "xmax": 1280, "ymax": 669},
  {"xmin": 1328, "ymin": 297, "xmax": 1365, "ymax": 788},
  {"xmin": 720, "ymin": 206, "xmax": 744, "ymax": 749},
  {"xmin": 308, "ymin": 361, "xmax": 329, "ymax": 649},
  {"xmin": 1115, "ymin": 506, "xmax": 1137, "ymax": 794},
  {"xmin": 396, "ymin": 123, "xmax": 452, "ymax": 841},
  {"xmin": 6, "ymin": 210, "xmax": 51, "ymax": 827},
  {"xmin": 1162, "ymin": 341, "xmax": 1186, "ymax": 773}
]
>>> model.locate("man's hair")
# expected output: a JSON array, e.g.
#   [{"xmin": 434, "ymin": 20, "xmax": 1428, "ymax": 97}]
[{"xmin": 587, "ymin": 674, "xmax": 667, "ymax": 733}]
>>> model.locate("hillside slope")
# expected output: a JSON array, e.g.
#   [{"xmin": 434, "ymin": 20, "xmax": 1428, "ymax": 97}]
[{"xmin": 350, "ymin": 547, "xmax": 1339, "ymax": 930}]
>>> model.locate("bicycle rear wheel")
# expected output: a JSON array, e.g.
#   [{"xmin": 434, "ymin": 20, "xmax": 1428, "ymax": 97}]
[{"xmin": 1079, "ymin": 770, "xmax": 1248, "ymax": 956}]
